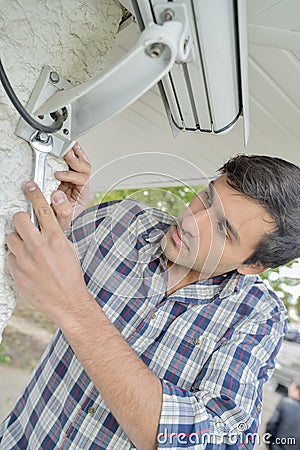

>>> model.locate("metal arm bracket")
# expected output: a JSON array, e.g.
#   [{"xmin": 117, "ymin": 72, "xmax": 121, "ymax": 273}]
[{"xmin": 16, "ymin": 5, "xmax": 192, "ymax": 158}]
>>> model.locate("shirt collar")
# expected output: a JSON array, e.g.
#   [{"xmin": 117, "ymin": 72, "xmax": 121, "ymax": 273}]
[{"xmin": 167, "ymin": 271, "xmax": 246, "ymax": 305}]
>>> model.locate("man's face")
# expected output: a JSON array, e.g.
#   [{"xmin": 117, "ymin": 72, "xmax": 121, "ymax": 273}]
[{"xmin": 161, "ymin": 175, "xmax": 275, "ymax": 279}]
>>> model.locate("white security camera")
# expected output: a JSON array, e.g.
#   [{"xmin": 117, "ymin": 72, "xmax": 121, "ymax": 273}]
[{"xmin": 15, "ymin": 0, "xmax": 249, "ymax": 157}]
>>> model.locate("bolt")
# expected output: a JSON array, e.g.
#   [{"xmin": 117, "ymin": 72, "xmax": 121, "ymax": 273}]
[
  {"xmin": 145, "ymin": 43, "xmax": 166, "ymax": 58},
  {"xmin": 37, "ymin": 132, "xmax": 49, "ymax": 143},
  {"xmin": 183, "ymin": 37, "xmax": 189, "ymax": 53},
  {"xmin": 50, "ymin": 71, "xmax": 60, "ymax": 84},
  {"xmin": 162, "ymin": 8, "xmax": 175, "ymax": 22},
  {"xmin": 63, "ymin": 128, "xmax": 69, "ymax": 136}
]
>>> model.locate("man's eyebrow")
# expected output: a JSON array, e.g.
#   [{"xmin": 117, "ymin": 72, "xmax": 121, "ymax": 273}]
[
  {"xmin": 209, "ymin": 181, "xmax": 240, "ymax": 242},
  {"xmin": 208, "ymin": 180, "xmax": 215, "ymax": 203}
]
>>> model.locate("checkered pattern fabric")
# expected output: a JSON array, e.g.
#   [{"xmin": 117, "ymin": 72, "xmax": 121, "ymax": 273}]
[{"xmin": 0, "ymin": 200, "xmax": 287, "ymax": 449}]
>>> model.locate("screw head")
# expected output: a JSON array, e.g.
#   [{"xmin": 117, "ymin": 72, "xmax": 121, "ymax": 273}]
[
  {"xmin": 162, "ymin": 8, "xmax": 175, "ymax": 22},
  {"xmin": 37, "ymin": 132, "xmax": 49, "ymax": 143},
  {"xmin": 145, "ymin": 43, "xmax": 165, "ymax": 58},
  {"xmin": 63, "ymin": 128, "xmax": 69, "ymax": 136},
  {"xmin": 50, "ymin": 71, "xmax": 59, "ymax": 83}
]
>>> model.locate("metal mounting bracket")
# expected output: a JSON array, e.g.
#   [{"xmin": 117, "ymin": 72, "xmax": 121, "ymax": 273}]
[
  {"xmin": 15, "ymin": 68, "xmax": 74, "ymax": 158},
  {"xmin": 16, "ymin": 8, "xmax": 191, "ymax": 158}
]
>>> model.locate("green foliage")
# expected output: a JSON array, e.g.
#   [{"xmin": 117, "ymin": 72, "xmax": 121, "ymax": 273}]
[
  {"xmin": 92, "ymin": 185, "xmax": 203, "ymax": 217},
  {"xmin": 260, "ymin": 262, "xmax": 300, "ymax": 320},
  {"xmin": 0, "ymin": 342, "xmax": 11, "ymax": 366}
]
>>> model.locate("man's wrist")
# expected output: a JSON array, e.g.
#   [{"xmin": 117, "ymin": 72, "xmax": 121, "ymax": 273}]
[{"xmin": 57, "ymin": 291, "xmax": 101, "ymax": 335}]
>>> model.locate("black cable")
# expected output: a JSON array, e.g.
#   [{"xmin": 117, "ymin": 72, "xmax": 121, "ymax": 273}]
[{"xmin": 0, "ymin": 58, "xmax": 64, "ymax": 133}]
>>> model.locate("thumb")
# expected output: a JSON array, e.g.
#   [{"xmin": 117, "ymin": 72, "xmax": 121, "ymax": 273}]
[{"xmin": 51, "ymin": 190, "xmax": 73, "ymax": 231}]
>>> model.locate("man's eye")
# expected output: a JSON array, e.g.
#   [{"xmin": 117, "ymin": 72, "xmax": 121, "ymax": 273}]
[{"xmin": 217, "ymin": 221, "xmax": 228, "ymax": 239}]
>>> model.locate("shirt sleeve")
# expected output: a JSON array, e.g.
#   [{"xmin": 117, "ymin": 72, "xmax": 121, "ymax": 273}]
[
  {"xmin": 65, "ymin": 200, "xmax": 121, "ymax": 263},
  {"xmin": 157, "ymin": 315, "xmax": 286, "ymax": 450}
]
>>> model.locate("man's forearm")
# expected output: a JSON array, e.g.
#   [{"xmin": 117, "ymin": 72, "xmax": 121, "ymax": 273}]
[
  {"xmin": 6, "ymin": 183, "xmax": 162, "ymax": 449},
  {"xmin": 59, "ymin": 293, "xmax": 162, "ymax": 450}
]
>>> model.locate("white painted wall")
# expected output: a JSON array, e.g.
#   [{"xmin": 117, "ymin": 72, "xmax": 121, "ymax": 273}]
[{"xmin": 0, "ymin": 0, "xmax": 123, "ymax": 340}]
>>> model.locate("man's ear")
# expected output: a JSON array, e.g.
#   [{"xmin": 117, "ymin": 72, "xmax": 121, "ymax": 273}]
[{"xmin": 237, "ymin": 263, "xmax": 268, "ymax": 275}]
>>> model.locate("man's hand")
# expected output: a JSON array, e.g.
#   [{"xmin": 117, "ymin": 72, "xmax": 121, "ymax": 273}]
[
  {"xmin": 7, "ymin": 183, "xmax": 162, "ymax": 450},
  {"xmin": 6, "ymin": 182, "xmax": 89, "ymax": 326},
  {"xmin": 51, "ymin": 142, "xmax": 91, "ymax": 230}
]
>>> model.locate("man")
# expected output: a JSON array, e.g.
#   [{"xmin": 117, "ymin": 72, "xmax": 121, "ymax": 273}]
[
  {"xmin": 265, "ymin": 381, "xmax": 300, "ymax": 449},
  {"xmin": 1, "ymin": 146, "xmax": 299, "ymax": 449}
]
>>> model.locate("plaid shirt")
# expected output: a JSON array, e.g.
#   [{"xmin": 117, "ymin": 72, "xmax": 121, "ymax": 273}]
[{"xmin": 0, "ymin": 200, "xmax": 287, "ymax": 449}]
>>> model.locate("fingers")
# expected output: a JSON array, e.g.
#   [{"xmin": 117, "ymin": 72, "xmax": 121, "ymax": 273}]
[
  {"xmin": 51, "ymin": 190, "xmax": 73, "ymax": 230},
  {"xmin": 54, "ymin": 170, "xmax": 90, "ymax": 186},
  {"xmin": 54, "ymin": 143, "xmax": 90, "ymax": 188},
  {"xmin": 6, "ymin": 231, "xmax": 26, "ymax": 257},
  {"xmin": 10, "ymin": 211, "xmax": 40, "ymax": 242},
  {"xmin": 72, "ymin": 142, "xmax": 90, "ymax": 163},
  {"xmin": 6, "ymin": 184, "xmax": 63, "ymax": 258},
  {"xmin": 6, "ymin": 230, "xmax": 33, "ymax": 286},
  {"xmin": 6, "ymin": 232, "xmax": 32, "ymax": 281},
  {"xmin": 63, "ymin": 142, "xmax": 91, "ymax": 174},
  {"xmin": 24, "ymin": 182, "xmax": 62, "ymax": 234},
  {"xmin": 6, "ymin": 251, "xmax": 19, "ymax": 283},
  {"xmin": 53, "ymin": 143, "xmax": 91, "ymax": 224}
]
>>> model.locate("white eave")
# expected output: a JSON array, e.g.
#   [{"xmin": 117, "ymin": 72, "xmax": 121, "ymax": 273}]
[{"xmin": 79, "ymin": 0, "xmax": 300, "ymax": 192}]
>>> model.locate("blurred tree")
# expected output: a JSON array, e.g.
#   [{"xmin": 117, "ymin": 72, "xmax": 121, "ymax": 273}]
[
  {"xmin": 260, "ymin": 263, "xmax": 300, "ymax": 321},
  {"xmin": 92, "ymin": 185, "xmax": 203, "ymax": 217}
]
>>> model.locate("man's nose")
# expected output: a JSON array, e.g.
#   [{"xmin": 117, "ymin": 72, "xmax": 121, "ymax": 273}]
[{"xmin": 180, "ymin": 208, "xmax": 212, "ymax": 238}]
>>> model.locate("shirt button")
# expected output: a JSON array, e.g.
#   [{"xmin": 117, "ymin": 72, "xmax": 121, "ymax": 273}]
[
  {"xmin": 193, "ymin": 338, "xmax": 201, "ymax": 346},
  {"xmin": 256, "ymin": 405, "xmax": 261, "ymax": 412},
  {"xmin": 150, "ymin": 313, "xmax": 157, "ymax": 320},
  {"xmin": 88, "ymin": 406, "xmax": 96, "ymax": 415}
]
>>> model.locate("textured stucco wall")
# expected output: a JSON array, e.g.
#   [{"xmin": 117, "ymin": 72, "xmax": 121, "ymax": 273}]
[{"xmin": 0, "ymin": 0, "xmax": 123, "ymax": 340}]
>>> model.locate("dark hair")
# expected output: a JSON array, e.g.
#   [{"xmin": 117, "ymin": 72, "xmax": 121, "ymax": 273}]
[{"xmin": 218, "ymin": 154, "xmax": 300, "ymax": 268}]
